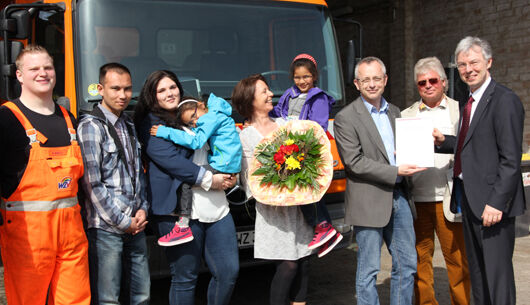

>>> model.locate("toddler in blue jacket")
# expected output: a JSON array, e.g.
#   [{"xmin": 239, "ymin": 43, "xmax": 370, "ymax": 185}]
[{"xmin": 151, "ymin": 93, "xmax": 242, "ymax": 247}]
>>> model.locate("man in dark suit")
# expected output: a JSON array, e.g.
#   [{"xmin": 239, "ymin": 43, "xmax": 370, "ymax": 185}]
[
  {"xmin": 434, "ymin": 36, "xmax": 525, "ymax": 305},
  {"xmin": 334, "ymin": 56, "xmax": 425, "ymax": 304}
]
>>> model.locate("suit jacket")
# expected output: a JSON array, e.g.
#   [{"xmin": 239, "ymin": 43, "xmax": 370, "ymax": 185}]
[
  {"xmin": 401, "ymin": 96, "xmax": 461, "ymax": 222},
  {"xmin": 334, "ymin": 97, "xmax": 415, "ymax": 228},
  {"xmin": 438, "ymin": 79, "xmax": 526, "ymax": 219}
]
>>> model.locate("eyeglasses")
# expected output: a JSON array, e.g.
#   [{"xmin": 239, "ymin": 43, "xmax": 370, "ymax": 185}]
[
  {"xmin": 417, "ymin": 78, "xmax": 439, "ymax": 87},
  {"xmin": 293, "ymin": 75, "xmax": 313, "ymax": 81},
  {"xmin": 190, "ymin": 106, "xmax": 198, "ymax": 120},
  {"xmin": 184, "ymin": 105, "xmax": 199, "ymax": 127},
  {"xmin": 456, "ymin": 60, "xmax": 482, "ymax": 71},
  {"xmin": 357, "ymin": 77, "xmax": 385, "ymax": 85}
]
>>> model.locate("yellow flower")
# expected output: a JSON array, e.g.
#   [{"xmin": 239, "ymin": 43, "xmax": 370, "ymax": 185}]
[
  {"xmin": 285, "ymin": 156, "xmax": 301, "ymax": 170},
  {"xmin": 284, "ymin": 139, "xmax": 295, "ymax": 145}
]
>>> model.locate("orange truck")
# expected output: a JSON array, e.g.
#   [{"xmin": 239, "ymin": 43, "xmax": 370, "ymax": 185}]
[{"xmin": 1, "ymin": 0, "xmax": 358, "ymax": 277}]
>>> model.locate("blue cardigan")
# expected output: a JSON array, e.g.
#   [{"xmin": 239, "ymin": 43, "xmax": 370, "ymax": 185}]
[{"xmin": 139, "ymin": 113, "xmax": 204, "ymax": 216}]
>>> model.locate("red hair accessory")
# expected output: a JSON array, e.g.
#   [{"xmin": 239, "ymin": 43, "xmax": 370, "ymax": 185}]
[{"xmin": 292, "ymin": 53, "xmax": 317, "ymax": 68}]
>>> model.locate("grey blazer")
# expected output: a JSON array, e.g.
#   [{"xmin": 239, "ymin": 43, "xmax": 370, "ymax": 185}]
[{"xmin": 334, "ymin": 97, "xmax": 415, "ymax": 228}]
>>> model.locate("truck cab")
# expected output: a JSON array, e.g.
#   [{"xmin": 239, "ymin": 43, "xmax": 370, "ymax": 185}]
[{"xmin": 1, "ymin": 0, "xmax": 353, "ymax": 278}]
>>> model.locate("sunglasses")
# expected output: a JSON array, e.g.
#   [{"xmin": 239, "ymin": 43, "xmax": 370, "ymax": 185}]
[{"xmin": 417, "ymin": 78, "xmax": 439, "ymax": 87}]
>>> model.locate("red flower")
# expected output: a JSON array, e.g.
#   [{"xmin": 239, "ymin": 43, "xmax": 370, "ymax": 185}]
[
  {"xmin": 274, "ymin": 151, "xmax": 286, "ymax": 164},
  {"xmin": 280, "ymin": 144, "xmax": 299, "ymax": 155}
]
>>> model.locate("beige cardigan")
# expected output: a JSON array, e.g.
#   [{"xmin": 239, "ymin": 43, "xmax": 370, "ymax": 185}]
[{"xmin": 401, "ymin": 96, "xmax": 461, "ymax": 222}]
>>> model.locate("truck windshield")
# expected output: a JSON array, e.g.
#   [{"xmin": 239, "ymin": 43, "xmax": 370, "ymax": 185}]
[{"xmin": 75, "ymin": 0, "xmax": 343, "ymax": 113}]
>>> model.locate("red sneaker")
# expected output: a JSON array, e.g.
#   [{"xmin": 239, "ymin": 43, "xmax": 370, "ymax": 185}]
[
  {"xmin": 308, "ymin": 221, "xmax": 336, "ymax": 250},
  {"xmin": 318, "ymin": 232, "xmax": 343, "ymax": 258},
  {"xmin": 158, "ymin": 224, "xmax": 194, "ymax": 247}
]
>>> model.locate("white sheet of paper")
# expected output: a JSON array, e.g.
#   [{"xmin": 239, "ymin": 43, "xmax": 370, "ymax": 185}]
[{"xmin": 395, "ymin": 117, "xmax": 434, "ymax": 167}]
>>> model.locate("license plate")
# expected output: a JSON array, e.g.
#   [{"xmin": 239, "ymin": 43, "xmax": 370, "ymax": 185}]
[{"xmin": 236, "ymin": 230, "xmax": 254, "ymax": 248}]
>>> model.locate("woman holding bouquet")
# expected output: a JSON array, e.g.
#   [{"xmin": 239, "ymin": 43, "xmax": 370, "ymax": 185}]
[
  {"xmin": 133, "ymin": 70, "xmax": 239, "ymax": 305},
  {"xmin": 232, "ymin": 74, "xmax": 314, "ymax": 305}
]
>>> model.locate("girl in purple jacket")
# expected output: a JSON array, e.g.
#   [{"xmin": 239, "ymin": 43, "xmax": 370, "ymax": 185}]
[{"xmin": 270, "ymin": 54, "xmax": 342, "ymax": 257}]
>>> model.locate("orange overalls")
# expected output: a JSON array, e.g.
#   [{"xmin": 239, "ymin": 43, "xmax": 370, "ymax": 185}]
[{"xmin": 0, "ymin": 102, "xmax": 90, "ymax": 305}]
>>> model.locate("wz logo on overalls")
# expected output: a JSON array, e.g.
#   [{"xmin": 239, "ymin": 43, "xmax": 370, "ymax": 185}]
[{"xmin": 58, "ymin": 177, "xmax": 73, "ymax": 190}]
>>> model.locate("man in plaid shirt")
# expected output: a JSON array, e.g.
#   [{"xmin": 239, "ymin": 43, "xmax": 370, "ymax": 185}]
[{"xmin": 78, "ymin": 63, "xmax": 150, "ymax": 304}]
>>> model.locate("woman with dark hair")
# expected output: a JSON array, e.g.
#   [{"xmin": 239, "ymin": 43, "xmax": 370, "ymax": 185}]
[
  {"xmin": 232, "ymin": 74, "xmax": 314, "ymax": 305},
  {"xmin": 134, "ymin": 70, "xmax": 239, "ymax": 305}
]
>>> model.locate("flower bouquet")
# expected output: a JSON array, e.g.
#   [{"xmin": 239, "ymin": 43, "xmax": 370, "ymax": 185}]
[{"xmin": 248, "ymin": 120, "xmax": 333, "ymax": 206}]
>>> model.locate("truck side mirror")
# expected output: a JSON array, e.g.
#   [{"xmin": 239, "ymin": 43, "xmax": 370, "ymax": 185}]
[
  {"xmin": 1, "ymin": 3, "xmax": 65, "ymax": 101},
  {"xmin": 346, "ymin": 40, "xmax": 356, "ymax": 85},
  {"xmin": 0, "ymin": 40, "xmax": 23, "ymax": 101},
  {"xmin": 0, "ymin": 9, "xmax": 31, "ymax": 39},
  {"xmin": 10, "ymin": 9, "xmax": 31, "ymax": 39}
]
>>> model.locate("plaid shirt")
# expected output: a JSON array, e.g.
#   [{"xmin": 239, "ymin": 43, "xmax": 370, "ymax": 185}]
[{"xmin": 78, "ymin": 107, "xmax": 148, "ymax": 234}]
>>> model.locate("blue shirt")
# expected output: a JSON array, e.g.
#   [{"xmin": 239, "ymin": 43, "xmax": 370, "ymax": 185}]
[{"xmin": 362, "ymin": 97, "xmax": 402, "ymax": 183}]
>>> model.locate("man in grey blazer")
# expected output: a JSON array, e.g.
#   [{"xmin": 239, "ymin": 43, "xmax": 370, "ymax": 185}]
[
  {"xmin": 334, "ymin": 56, "xmax": 425, "ymax": 305},
  {"xmin": 434, "ymin": 36, "xmax": 525, "ymax": 305}
]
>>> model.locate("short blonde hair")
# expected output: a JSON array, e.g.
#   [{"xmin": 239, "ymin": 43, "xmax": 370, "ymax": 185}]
[
  {"xmin": 414, "ymin": 57, "xmax": 448, "ymax": 93},
  {"xmin": 15, "ymin": 44, "xmax": 53, "ymax": 70}
]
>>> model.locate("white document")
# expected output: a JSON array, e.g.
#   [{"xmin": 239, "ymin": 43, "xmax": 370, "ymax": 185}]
[{"xmin": 395, "ymin": 117, "xmax": 434, "ymax": 167}]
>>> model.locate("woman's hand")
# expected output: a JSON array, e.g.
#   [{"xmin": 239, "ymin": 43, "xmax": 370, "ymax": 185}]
[
  {"xmin": 223, "ymin": 175, "xmax": 237, "ymax": 189},
  {"xmin": 150, "ymin": 125, "xmax": 161, "ymax": 136},
  {"xmin": 211, "ymin": 173, "xmax": 234, "ymax": 190}
]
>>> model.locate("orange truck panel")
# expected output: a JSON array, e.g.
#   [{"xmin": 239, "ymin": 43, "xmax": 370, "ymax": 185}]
[{"xmin": 275, "ymin": 0, "xmax": 327, "ymax": 6}]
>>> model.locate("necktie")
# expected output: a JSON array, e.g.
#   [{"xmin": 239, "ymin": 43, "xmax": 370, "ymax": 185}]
[{"xmin": 453, "ymin": 96, "xmax": 475, "ymax": 177}]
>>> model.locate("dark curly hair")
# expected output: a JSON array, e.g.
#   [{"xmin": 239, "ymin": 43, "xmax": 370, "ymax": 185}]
[
  {"xmin": 175, "ymin": 97, "xmax": 206, "ymax": 127},
  {"xmin": 290, "ymin": 58, "xmax": 318, "ymax": 86}
]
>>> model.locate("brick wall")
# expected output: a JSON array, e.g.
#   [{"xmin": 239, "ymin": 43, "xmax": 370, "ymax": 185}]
[{"xmin": 330, "ymin": 0, "xmax": 530, "ymax": 150}]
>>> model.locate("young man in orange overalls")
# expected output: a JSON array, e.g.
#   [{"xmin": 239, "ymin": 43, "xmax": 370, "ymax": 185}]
[{"xmin": 0, "ymin": 45, "xmax": 90, "ymax": 305}]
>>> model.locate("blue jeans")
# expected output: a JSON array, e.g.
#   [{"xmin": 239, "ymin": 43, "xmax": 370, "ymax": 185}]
[
  {"xmin": 152, "ymin": 213, "xmax": 239, "ymax": 305},
  {"xmin": 354, "ymin": 189, "xmax": 416, "ymax": 305},
  {"xmin": 87, "ymin": 228, "xmax": 150, "ymax": 305}
]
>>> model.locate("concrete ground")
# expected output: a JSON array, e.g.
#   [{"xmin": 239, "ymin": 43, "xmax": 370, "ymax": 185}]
[
  {"xmin": 306, "ymin": 233, "xmax": 530, "ymax": 305},
  {"xmin": 2, "ymin": 234, "xmax": 530, "ymax": 304},
  {"xmin": 156, "ymin": 233, "xmax": 530, "ymax": 304}
]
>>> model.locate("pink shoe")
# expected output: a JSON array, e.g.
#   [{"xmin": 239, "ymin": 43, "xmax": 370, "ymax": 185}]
[
  {"xmin": 158, "ymin": 224, "xmax": 194, "ymax": 247},
  {"xmin": 308, "ymin": 221, "xmax": 336, "ymax": 250},
  {"xmin": 318, "ymin": 232, "xmax": 343, "ymax": 258}
]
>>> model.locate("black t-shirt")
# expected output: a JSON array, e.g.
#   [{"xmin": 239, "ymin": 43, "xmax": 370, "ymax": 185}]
[{"xmin": 0, "ymin": 99, "xmax": 77, "ymax": 198}]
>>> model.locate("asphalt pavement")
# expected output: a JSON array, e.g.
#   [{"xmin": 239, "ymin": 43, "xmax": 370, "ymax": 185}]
[{"xmin": 2, "ymin": 233, "xmax": 530, "ymax": 304}]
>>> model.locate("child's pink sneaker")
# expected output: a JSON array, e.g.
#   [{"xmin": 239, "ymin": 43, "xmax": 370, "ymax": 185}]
[
  {"xmin": 318, "ymin": 232, "xmax": 343, "ymax": 258},
  {"xmin": 158, "ymin": 224, "xmax": 194, "ymax": 247},
  {"xmin": 308, "ymin": 221, "xmax": 336, "ymax": 250}
]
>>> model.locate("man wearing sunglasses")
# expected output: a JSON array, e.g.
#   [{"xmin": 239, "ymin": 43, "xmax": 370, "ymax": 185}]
[
  {"xmin": 402, "ymin": 57, "xmax": 470, "ymax": 305},
  {"xmin": 434, "ymin": 36, "xmax": 525, "ymax": 305}
]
